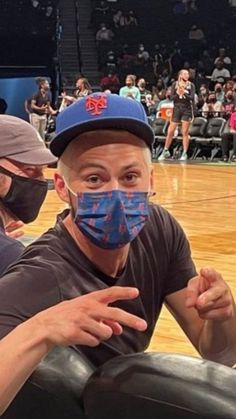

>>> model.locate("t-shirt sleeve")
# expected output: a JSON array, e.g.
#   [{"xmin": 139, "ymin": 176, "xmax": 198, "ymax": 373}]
[
  {"xmin": 0, "ymin": 240, "xmax": 24, "ymax": 278},
  {"xmin": 151, "ymin": 206, "xmax": 197, "ymax": 297},
  {"xmin": 164, "ymin": 211, "xmax": 197, "ymax": 296},
  {"xmin": 0, "ymin": 251, "xmax": 61, "ymax": 339}
]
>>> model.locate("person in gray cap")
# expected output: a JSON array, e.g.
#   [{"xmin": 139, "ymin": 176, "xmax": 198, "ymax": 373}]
[
  {"xmin": 0, "ymin": 114, "xmax": 57, "ymax": 276},
  {"xmin": 0, "ymin": 93, "xmax": 235, "ymax": 413}
]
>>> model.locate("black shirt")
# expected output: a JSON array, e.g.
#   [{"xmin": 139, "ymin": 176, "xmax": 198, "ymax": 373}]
[
  {"xmin": 0, "ymin": 217, "xmax": 24, "ymax": 277},
  {"xmin": 31, "ymin": 90, "xmax": 52, "ymax": 115},
  {"xmin": 0, "ymin": 205, "xmax": 196, "ymax": 367},
  {"xmin": 171, "ymin": 81, "xmax": 195, "ymax": 108}
]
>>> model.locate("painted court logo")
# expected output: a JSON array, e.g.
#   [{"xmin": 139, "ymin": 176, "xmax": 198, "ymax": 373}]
[{"xmin": 86, "ymin": 95, "xmax": 108, "ymax": 116}]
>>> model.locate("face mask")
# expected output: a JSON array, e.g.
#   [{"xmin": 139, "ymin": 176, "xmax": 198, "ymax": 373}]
[
  {"xmin": 0, "ymin": 166, "xmax": 48, "ymax": 223},
  {"xmin": 71, "ymin": 189, "xmax": 149, "ymax": 249}
]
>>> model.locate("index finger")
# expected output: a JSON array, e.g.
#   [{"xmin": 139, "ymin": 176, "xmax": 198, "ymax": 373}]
[
  {"xmin": 102, "ymin": 306, "xmax": 147, "ymax": 332},
  {"xmin": 92, "ymin": 286, "xmax": 140, "ymax": 305}
]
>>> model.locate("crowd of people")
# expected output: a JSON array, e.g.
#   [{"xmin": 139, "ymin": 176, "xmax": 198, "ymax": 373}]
[{"xmin": 23, "ymin": 68, "xmax": 236, "ymax": 163}]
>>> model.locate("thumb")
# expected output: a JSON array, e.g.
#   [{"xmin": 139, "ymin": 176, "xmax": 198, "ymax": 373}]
[
  {"xmin": 185, "ymin": 277, "xmax": 200, "ymax": 308},
  {"xmin": 199, "ymin": 267, "xmax": 219, "ymax": 284}
]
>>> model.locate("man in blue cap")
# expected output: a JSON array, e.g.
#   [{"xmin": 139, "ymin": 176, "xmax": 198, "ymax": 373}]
[{"xmin": 0, "ymin": 94, "xmax": 235, "ymax": 412}]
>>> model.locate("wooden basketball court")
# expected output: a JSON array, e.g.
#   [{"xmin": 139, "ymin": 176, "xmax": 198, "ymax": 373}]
[{"xmin": 23, "ymin": 162, "xmax": 236, "ymax": 359}]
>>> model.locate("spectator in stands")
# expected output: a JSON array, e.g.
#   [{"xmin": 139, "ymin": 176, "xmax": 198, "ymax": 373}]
[
  {"xmin": 59, "ymin": 78, "xmax": 92, "ymax": 111},
  {"xmin": 152, "ymin": 78, "xmax": 166, "ymax": 104},
  {"xmin": 221, "ymin": 110, "xmax": 236, "ymax": 162},
  {"xmin": 103, "ymin": 50, "xmax": 117, "ymax": 72},
  {"xmin": 91, "ymin": 0, "xmax": 110, "ymax": 27},
  {"xmin": 161, "ymin": 67, "xmax": 171, "ymax": 88},
  {"xmin": 201, "ymin": 92, "xmax": 224, "ymax": 117},
  {"xmin": 223, "ymin": 90, "xmax": 235, "ymax": 115},
  {"xmin": 214, "ymin": 48, "xmax": 232, "ymax": 68},
  {"xmin": 137, "ymin": 78, "xmax": 152, "ymax": 114},
  {"xmin": 211, "ymin": 61, "xmax": 231, "ymax": 85},
  {"xmin": 214, "ymin": 83, "xmax": 225, "ymax": 103},
  {"xmin": 74, "ymin": 77, "xmax": 92, "ymax": 98},
  {"xmin": 224, "ymin": 80, "xmax": 234, "ymax": 93},
  {"xmin": 156, "ymin": 87, "xmax": 174, "ymax": 118},
  {"xmin": 30, "ymin": 78, "xmax": 56, "ymax": 140},
  {"xmin": 95, "ymin": 22, "xmax": 114, "ymax": 42},
  {"xmin": 112, "ymin": 9, "xmax": 126, "ymax": 28},
  {"xmin": 96, "ymin": 23, "xmax": 114, "ymax": 65},
  {"xmin": 136, "ymin": 44, "xmax": 150, "ymax": 63},
  {"xmin": 100, "ymin": 70, "xmax": 120, "ymax": 93},
  {"xmin": 125, "ymin": 10, "xmax": 138, "ymax": 27},
  {"xmin": 197, "ymin": 84, "xmax": 209, "ymax": 110},
  {"xmin": 0, "ymin": 115, "xmax": 57, "ymax": 277},
  {"xmin": 119, "ymin": 74, "xmax": 141, "ymax": 102},
  {"xmin": 188, "ymin": 24, "xmax": 205, "ymax": 42}
]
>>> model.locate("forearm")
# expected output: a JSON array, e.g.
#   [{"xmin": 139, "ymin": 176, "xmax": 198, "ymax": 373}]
[
  {"xmin": 31, "ymin": 104, "xmax": 44, "ymax": 111},
  {"xmin": 0, "ymin": 319, "xmax": 53, "ymax": 415},
  {"xmin": 199, "ymin": 314, "xmax": 236, "ymax": 366}
]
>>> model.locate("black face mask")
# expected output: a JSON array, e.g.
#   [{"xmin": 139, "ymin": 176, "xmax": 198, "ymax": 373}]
[{"xmin": 0, "ymin": 166, "xmax": 48, "ymax": 223}]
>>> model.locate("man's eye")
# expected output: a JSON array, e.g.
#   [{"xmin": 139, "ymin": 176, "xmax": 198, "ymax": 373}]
[
  {"xmin": 87, "ymin": 175, "xmax": 101, "ymax": 183},
  {"xmin": 125, "ymin": 173, "xmax": 138, "ymax": 182}
]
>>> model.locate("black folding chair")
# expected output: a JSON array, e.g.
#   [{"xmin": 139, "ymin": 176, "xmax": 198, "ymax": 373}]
[
  {"xmin": 192, "ymin": 117, "xmax": 226, "ymax": 160},
  {"xmin": 152, "ymin": 117, "xmax": 169, "ymax": 158}
]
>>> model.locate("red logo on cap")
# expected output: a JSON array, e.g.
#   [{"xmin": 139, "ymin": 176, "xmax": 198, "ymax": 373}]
[{"xmin": 86, "ymin": 95, "xmax": 107, "ymax": 116}]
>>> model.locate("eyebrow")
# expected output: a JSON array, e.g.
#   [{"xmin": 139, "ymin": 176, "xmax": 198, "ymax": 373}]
[{"xmin": 76, "ymin": 160, "xmax": 142, "ymax": 172}]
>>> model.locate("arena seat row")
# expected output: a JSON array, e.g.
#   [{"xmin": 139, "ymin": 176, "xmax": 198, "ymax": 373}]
[
  {"xmin": 3, "ymin": 346, "xmax": 236, "ymax": 419},
  {"xmin": 152, "ymin": 116, "xmax": 227, "ymax": 160}
]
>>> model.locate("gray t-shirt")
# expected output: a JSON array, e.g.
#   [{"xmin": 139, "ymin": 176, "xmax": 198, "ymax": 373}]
[{"xmin": 0, "ymin": 204, "xmax": 196, "ymax": 367}]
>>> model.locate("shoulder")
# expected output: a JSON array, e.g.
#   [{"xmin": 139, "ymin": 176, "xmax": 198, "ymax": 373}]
[
  {"xmin": 0, "ymin": 230, "xmax": 24, "ymax": 276},
  {"xmin": 140, "ymin": 204, "xmax": 187, "ymax": 247},
  {"xmin": 31, "ymin": 91, "xmax": 40, "ymax": 100}
]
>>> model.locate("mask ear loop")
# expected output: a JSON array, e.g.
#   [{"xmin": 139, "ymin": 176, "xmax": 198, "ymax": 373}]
[{"xmin": 62, "ymin": 176, "xmax": 77, "ymax": 197}]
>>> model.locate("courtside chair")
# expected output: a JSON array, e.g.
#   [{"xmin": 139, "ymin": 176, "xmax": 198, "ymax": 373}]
[
  {"xmin": 152, "ymin": 117, "xmax": 169, "ymax": 158},
  {"xmin": 192, "ymin": 117, "xmax": 226, "ymax": 160},
  {"xmin": 188, "ymin": 117, "xmax": 208, "ymax": 159}
]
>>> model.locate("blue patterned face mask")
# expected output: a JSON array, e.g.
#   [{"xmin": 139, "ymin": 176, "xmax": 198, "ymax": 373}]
[{"xmin": 73, "ymin": 190, "xmax": 149, "ymax": 249}]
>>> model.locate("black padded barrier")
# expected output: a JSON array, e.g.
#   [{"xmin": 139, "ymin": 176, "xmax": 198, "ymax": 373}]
[
  {"xmin": 83, "ymin": 352, "xmax": 236, "ymax": 419},
  {"xmin": 2, "ymin": 346, "xmax": 95, "ymax": 419}
]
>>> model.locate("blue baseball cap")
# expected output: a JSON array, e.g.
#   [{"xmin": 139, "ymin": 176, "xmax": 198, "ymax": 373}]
[{"xmin": 50, "ymin": 93, "xmax": 154, "ymax": 157}]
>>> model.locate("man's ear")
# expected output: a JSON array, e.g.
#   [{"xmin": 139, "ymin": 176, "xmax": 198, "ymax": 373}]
[
  {"xmin": 54, "ymin": 172, "xmax": 70, "ymax": 204},
  {"xmin": 149, "ymin": 165, "xmax": 155, "ymax": 197}
]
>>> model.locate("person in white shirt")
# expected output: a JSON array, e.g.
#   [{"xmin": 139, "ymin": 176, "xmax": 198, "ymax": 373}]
[{"xmin": 211, "ymin": 61, "xmax": 231, "ymax": 84}]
